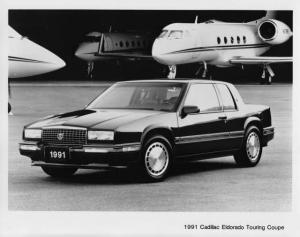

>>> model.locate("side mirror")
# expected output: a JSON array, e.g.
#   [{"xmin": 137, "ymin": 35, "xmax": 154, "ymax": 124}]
[{"xmin": 181, "ymin": 106, "xmax": 200, "ymax": 117}]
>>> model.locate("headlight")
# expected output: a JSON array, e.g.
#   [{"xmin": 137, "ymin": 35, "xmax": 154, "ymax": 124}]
[
  {"xmin": 88, "ymin": 131, "xmax": 114, "ymax": 141},
  {"xmin": 24, "ymin": 129, "xmax": 42, "ymax": 139}
]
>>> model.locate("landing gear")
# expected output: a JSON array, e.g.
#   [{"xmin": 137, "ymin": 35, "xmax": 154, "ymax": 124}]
[
  {"xmin": 195, "ymin": 61, "xmax": 208, "ymax": 78},
  {"xmin": 8, "ymin": 80, "xmax": 13, "ymax": 115},
  {"xmin": 8, "ymin": 103, "xmax": 11, "ymax": 113},
  {"xmin": 87, "ymin": 61, "xmax": 94, "ymax": 78},
  {"xmin": 261, "ymin": 64, "xmax": 274, "ymax": 85},
  {"xmin": 167, "ymin": 65, "xmax": 177, "ymax": 79}
]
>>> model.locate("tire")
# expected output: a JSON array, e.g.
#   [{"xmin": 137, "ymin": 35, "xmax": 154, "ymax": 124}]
[
  {"xmin": 41, "ymin": 166, "xmax": 77, "ymax": 178},
  {"xmin": 234, "ymin": 126, "xmax": 262, "ymax": 167},
  {"xmin": 140, "ymin": 135, "xmax": 173, "ymax": 182}
]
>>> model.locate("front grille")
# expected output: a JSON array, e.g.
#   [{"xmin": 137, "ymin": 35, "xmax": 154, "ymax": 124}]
[{"xmin": 42, "ymin": 128, "xmax": 87, "ymax": 146}]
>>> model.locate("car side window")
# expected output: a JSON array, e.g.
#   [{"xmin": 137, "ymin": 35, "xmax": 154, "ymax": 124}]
[
  {"xmin": 216, "ymin": 84, "xmax": 236, "ymax": 110},
  {"xmin": 184, "ymin": 84, "xmax": 221, "ymax": 113}
]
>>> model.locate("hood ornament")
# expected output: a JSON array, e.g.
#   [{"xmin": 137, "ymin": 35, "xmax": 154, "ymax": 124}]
[{"xmin": 57, "ymin": 133, "xmax": 64, "ymax": 141}]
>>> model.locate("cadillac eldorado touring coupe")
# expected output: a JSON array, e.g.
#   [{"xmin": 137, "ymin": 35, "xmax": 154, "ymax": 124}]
[{"xmin": 20, "ymin": 79, "xmax": 274, "ymax": 181}]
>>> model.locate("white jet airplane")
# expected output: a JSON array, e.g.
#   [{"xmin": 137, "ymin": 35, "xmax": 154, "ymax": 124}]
[
  {"xmin": 8, "ymin": 26, "xmax": 66, "ymax": 113},
  {"xmin": 9, "ymin": 26, "xmax": 66, "ymax": 78},
  {"xmin": 152, "ymin": 12, "xmax": 292, "ymax": 84},
  {"xmin": 75, "ymin": 31, "xmax": 153, "ymax": 77}
]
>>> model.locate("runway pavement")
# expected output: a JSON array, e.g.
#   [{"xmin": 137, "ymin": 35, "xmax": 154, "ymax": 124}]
[{"xmin": 8, "ymin": 82, "xmax": 292, "ymax": 211}]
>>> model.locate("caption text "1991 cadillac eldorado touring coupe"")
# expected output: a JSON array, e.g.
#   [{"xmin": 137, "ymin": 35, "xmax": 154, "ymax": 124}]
[{"xmin": 20, "ymin": 79, "xmax": 274, "ymax": 182}]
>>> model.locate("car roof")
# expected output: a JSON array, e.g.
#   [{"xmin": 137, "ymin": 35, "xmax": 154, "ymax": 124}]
[{"xmin": 116, "ymin": 78, "xmax": 233, "ymax": 86}]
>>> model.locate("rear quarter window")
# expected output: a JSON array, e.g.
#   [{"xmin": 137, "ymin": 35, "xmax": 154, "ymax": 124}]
[{"xmin": 216, "ymin": 84, "xmax": 236, "ymax": 110}]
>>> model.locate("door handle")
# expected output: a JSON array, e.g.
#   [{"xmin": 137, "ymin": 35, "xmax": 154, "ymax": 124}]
[{"xmin": 218, "ymin": 116, "xmax": 227, "ymax": 120}]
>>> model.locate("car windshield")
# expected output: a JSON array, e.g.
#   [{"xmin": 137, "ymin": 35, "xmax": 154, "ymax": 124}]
[{"xmin": 87, "ymin": 82, "xmax": 185, "ymax": 111}]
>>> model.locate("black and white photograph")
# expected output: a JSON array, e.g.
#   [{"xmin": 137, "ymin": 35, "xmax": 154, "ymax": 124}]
[{"xmin": 1, "ymin": 0, "xmax": 299, "ymax": 236}]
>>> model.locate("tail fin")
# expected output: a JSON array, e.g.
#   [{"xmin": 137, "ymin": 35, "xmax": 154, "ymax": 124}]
[
  {"xmin": 265, "ymin": 11, "xmax": 277, "ymax": 19},
  {"xmin": 249, "ymin": 11, "xmax": 277, "ymax": 24}
]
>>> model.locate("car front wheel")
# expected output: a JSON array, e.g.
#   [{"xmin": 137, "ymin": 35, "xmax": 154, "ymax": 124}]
[
  {"xmin": 141, "ymin": 136, "xmax": 172, "ymax": 182},
  {"xmin": 41, "ymin": 166, "xmax": 78, "ymax": 178},
  {"xmin": 234, "ymin": 126, "xmax": 262, "ymax": 167}
]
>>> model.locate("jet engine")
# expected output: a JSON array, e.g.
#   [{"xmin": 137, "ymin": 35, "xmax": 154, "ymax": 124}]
[{"xmin": 257, "ymin": 19, "xmax": 292, "ymax": 45}]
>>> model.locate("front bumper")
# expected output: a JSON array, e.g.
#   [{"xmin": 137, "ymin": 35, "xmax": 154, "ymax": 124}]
[
  {"xmin": 19, "ymin": 142, "xmax": 141, "ymax": 168},
  {"xmin": 262, "ymin": 126, "xmax": 275, "ymax": 146}
]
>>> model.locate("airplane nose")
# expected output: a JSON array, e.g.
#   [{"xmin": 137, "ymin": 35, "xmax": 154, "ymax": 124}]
[
  {"xmin": 152, "ymin": 39, "xmax": 168, "ymax": 64},
  {"xmin": 55, "ymin": 54, "xmax": 66, "ymax": 69},
  {"xmin": 43, "ymin": 47, "xmax": 66, "ymax": 70},
  {"xmin": 75, "ymin": 46, "xmax": 84, "ymax": 59},
  {"xmin": 75, "ymin": 43, "xmax": 99, "ymax": 61},
  {"xmin": 9, "ymin": 34, "xmax": 66, "ymax": 78}
]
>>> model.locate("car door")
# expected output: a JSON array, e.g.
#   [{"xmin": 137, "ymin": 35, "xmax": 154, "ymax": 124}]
[
  {"xmin": 176, "ymin": 83, "xmax": 229, "ymax": 156},
  {"xmin": 214, "ymin": 83, "xmax": 245, "ymax": 150}
]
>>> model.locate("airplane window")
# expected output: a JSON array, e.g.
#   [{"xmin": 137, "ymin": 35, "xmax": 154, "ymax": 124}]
[
  {"xmin": 143, "ymin": 40, "xmax": 146, "ymax": 46},
  {"xmin": 237, "ymin": 36, "xmax": 240, "ymax": 44},
  {"xmin": 231, "ymin": 37, "xmax": 234, "ymax": 44},
  {"xmin": 168, "ymin": 31, "xmax": 183, "ymax": 39},
  {"xmin": 158, "ymin": 30, "xmax": 169, "ymax": 38},
  {"xmin": 131, "ymin": 41, "xmax": 135, "ymax": 47},
  {"xmin": 137, "ymin": 41, "xmax": 141, "ymax": 47},
  {"xmin": 120, "ymin": 41, "xmax": 124, "ymax": 47},
  {"xmin": 224, "ymin": 37, "xmax": 227, "ymax": 44},
  {"xmin": 243, "ymin": 36, "xmax": 246, "ymax": 44},
  {"xmin": 217, "ymin": 37, "xmax": 221, "ymax": 44},
  {"xmin": 115, "ymin": 43, "xmax": 118, "ymax": 47},
  {"xmin": 125, "ymin": 41, "xmax": 129, "ymax": 47}
]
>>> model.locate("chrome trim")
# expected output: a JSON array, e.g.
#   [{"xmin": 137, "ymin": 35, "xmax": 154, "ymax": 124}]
[
  {"xmin": 175, "ymin": 132, "xmax": 228, "ymax": 144},
  {"xmin": 67, "ymin": 143, "xmax": 141, "ymax": 153},
  {"xmin": 42, "ymin": 126, "xmax": 87, "ymax": 130},
  {"xmin": 116, "ymin": 142, "xmax": 141, "ymax": 147},
  {"xmin": 32, "ymin": 161, "xmax": 127, "ymax": 169},
  {"xmin": 229, "ymin": 131, "xmax": 244, "ymax": 136},
  {"xmin": 19, "ymin": 144, "xmax": 41, "ymax": 151},
  {"xmin": 83, "ymin": 143, "xmax": 141, "ymax": 153},
  {"xmin": 175, "ymin": 131, "xmax": 244, "ymax": 144},
  {"xmin": 263, "ymin": 126, "xmax": 274, "ymax": 136},
  {"xmin": 84, "ymin": 147, "xmax": 113, "ymax": 153}
]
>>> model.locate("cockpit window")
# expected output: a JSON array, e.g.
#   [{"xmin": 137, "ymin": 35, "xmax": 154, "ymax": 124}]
[
  {"xmin": 168, "ymin": 30, "xmax": 183, "ymax": 39},
  {"xmin": 158, "ymin": 30, "xmax": 169, "ymax": 38}
]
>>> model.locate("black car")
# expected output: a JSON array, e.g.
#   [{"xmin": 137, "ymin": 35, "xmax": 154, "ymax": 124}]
[{"xmin": 20, "ymin": 79, "xmax": 274, "ymax": 181}]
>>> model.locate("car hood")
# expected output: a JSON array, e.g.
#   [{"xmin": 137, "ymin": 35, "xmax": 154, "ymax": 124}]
[{"xmin": 27, "ymin": 109, "xmax": 165, "ymax": 130}]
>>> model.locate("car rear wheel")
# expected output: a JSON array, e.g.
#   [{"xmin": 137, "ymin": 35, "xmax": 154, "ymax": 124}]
[
  {"xmin": 41, "ymin": 166, "xmax": 78, "ymax": 177},
  {"xmin": 234, "ymin": 126, "xmax": 262, "ymax": 167},
  {"xmin": 141, "ymin": 136, "xmax": 172, "ymax": 182}
]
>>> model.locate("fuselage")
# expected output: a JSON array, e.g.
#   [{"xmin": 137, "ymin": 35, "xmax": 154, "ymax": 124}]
[
  {"xmin": 8, "ymin": 26, "xmax": 66, "ymax": 78},
  {"xmin": 152, "ymin": 21, "xmax": 271, "ymax": 67},
  {"xmin": 75, "ymin": 32, "xmax": 153, "ymax": 61}
]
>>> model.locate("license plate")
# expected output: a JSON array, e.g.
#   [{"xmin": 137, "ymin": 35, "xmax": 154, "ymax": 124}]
[{"xmin": 45, "ymin": 147, "xmax": 69, "ymax": 162}]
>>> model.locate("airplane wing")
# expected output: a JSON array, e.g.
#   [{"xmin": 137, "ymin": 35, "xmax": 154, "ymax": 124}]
[
  {"xmin": 229, "ymin": 56, "xmax": 292, "ymax": 65},
  {"xmin": 94, "ymin": 52, "xmax": 153, "ymax": 60}
]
